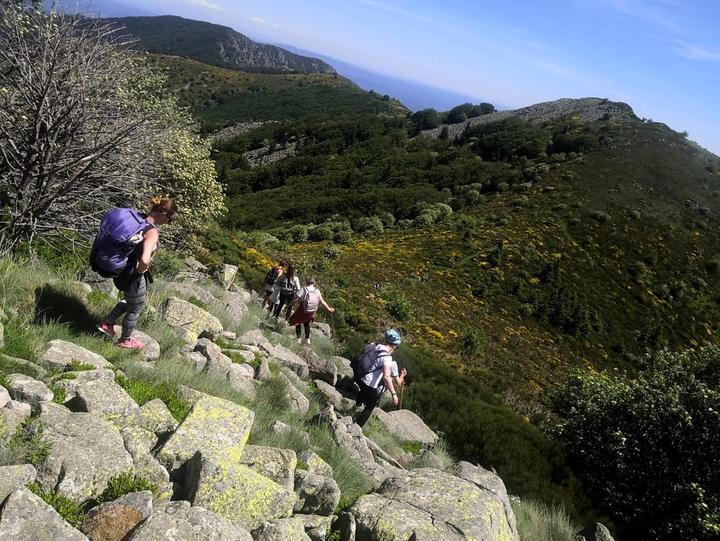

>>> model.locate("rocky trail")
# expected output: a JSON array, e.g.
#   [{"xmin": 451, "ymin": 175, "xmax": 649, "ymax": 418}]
[{"xmin": 0, "ymin": 258, "xmax": 562, "ymax": 540}]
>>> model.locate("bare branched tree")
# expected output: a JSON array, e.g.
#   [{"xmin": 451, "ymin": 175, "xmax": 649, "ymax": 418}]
[{"xmin": 0, "ymin": 4, "xmax": 224, "ymax": 255}]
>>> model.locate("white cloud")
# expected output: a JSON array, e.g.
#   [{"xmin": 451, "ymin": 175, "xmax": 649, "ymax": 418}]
[
  {"xmin": 674, "ymin": 40, "xmax": 720, "ymax": 63},
  {"xmin": 249, "ymin": 16, "xmax": 280, "ymax": 30},
  {"xmin": 187, "ymin": 0, "xmax": 221, "ymax": 11}
]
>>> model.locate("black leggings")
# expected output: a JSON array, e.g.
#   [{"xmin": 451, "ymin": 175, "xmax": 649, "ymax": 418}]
[
  {"xmin": 355, "ymin": 380, "xmax": 383, "ymax": 427},
  {"xmin": 295, "ymin": 322, "xmax": 311, "ymax": 340},
  {"xmin": 273, "ymin": 294, "xmax": 294, "ymax": 319}
]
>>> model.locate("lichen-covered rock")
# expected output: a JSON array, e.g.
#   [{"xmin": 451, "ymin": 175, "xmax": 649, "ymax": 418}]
[
  {"xmin": 213, "ymin": 264, "xmax": 238, "ymax": 290},
  {"xmin": 240, "ymin": 445, "xmax": 297, "ymax": 492},
  {"xmin": 298, "ymin": 349, "xmax": 337, "ymax": 386},
  {"xmin": 38, "ymin": 339, "xmax": 112, "ymax": 371},
  {"xmin": 237, "ymin": 330, "xmax": 273, "ymax": 350},
  {"xmin": 112, "ymin": 326, "xmax": 161, "ymax": 361},
  {"xmin": 576, "ymin": 522, "xmax": 616, "ymax": 541},
  {"xmin": 330, "ymin": 416, "xmax": 374, "ymax": 463},
  {"xmin": 121, "ymin": 427, "xmax": 173, "ymax": 502},
  {"xmin": 156, "ymin": 395, "xmax": 254, "ymax": 478},
  {"xmin": 260, "ymin": 344, "xmax": 309, "ymax": 378},
  {"xmin": 82, "ymin": 490, "xmax": 153, "ymax": 541},
  {"xmin": 140, "ymin": 399, "xmax": 178, "ymax": 436},
  {"xmin": 297, "ymin": 450, "xmax": 334, "ymax": 478},
  {"xmin": 227, "ymin": 360, "xmax": 255, "ymax": 378},
  {"xmin": 160, "ymin": 297, "xmax": 223, "ymax": 345},
  {"xmin": 185, "ymin": 451, "xmax": 295, "ymax": 531},
  {"xmin": 328, "ymin": 356, "xmax": 353, "ymax": 379},
  {"xmin": 227, "ymin": 365, "xmax": 258, "ymax": 400},
  {"xmin": 351, "ymin": 468, "xmax": 520, "ymax": 541},
  {"xmin": 296, "ymin": 514, "xmax": 333, "ymax": 541},
  {"xmin": 126, "ymin": 500, "xmax": 252, "ymax": 541},
  {"xmin": 6, "ymin": 374, "xmax": 52, "ymax": 414},
  {"xmin": 251, "ymin": 517, "xmax": 311, "ymax": 541},
  {"xmin": 374, "ymin": 409, "xmax": 439, "ymax": 448},
  {"xmin": 0, "ymin": 400, "xmax": 31, "ymax": 443},
  {"xmin": 0, "ymin": 464, "xmax": 36, "ymax": 503},
  {"xmin": 220, "ymin": 290, "xmax": 249, "ymax": 326},
  {"xmin": 36, "ymin": 402, "xmax": 134, "ymax": 503},
  {"xmin": 278, "ymin": 372, "xmax": 309, "ymax": 414},
  {"xmin": 0, "ymin": 487, "xmax": 88, "ymax": 540},
  {"xmin": 65, "ymin": 378, "xmax": 142, "ymax": 429},
  {"xmin": 313, "ymin": 380, "xmax": 354, "ymax": 412},
  {"xmin": 164, "ymin": 282, "xmax": 218, "ymax": 308},
  {"xmin": 180, "ymin": 352, "xmax": 207, "ymax": 372},
  {"xmin": 293, "ymin": 471, "xmax": 341, "ymax": 516},
  {"xmin": 194, "ymin": 338, "xmax": 232, "ymax": 379}
]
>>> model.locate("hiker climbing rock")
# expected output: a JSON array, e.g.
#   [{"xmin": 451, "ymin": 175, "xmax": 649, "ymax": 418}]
[
  {"xmin": 92, "ymin": 197, "xmax": 177, "ymax": 350},
  {"xmin": 273, "ymin": 264, "xmax": 300, "ymax": 319},
  {"xmin": 352, "ymin": 329, "xmax": 407, "ymax": 428},
  {"xmin": 288, "ymin": 277, "xmax": 334, "ymax": 345},
  {"xmin": 262, "ymin": 260, "xmax": 286, "ymax": 312}
]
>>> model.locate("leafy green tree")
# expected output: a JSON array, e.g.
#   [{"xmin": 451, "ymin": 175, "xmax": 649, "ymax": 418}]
[
  {"xmin": 409, "ymin": 108, "xmax": 442, "ymax": 131},
  {"xmin": 553, "ymin": 347, "xmax": 720, "ymax": 540},
  {"xmin": 0, "ymin": 5, "xmax": 223, "ymax": 254}
]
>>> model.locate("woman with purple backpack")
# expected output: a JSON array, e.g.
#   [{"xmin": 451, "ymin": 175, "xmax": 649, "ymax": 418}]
[{"xmin": 92, "ymin": 197, "xmax": 177, "ymax": 350}]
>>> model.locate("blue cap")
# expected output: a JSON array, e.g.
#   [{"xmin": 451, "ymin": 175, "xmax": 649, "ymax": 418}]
[{"xmin": 384, "ymin": 329, "xmax": 402, "ymax": 345}]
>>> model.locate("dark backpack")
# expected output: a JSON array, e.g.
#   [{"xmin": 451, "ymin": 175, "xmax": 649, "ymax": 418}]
[
  {"xmin": 265, "ymin": 267, "xmax": 279, "ymax": 286},
  {"xmin": 280, "ymin": 275, "xmax": 297, "ymax": 296},
  {"xmin": 90, "ymin": 208, "xmax": 150, "ymax": 278},
  {"xmin": 350, "ymin": 343, "xmax": 390, "ymax": 383}
]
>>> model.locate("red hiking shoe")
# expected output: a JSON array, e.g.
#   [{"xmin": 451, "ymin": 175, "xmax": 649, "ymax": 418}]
[
  {"xmin": 117, "ymin": 337, "xmax": 145, "ymax": 350},
  {"xmin": 95, "ymin": 322, "xmax": 116, "ymax": 339}
]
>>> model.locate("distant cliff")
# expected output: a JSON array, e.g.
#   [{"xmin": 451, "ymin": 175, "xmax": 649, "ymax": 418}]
[{"xmin": 105, "ymin": 15, "xmax": 336, "ymax": 74}]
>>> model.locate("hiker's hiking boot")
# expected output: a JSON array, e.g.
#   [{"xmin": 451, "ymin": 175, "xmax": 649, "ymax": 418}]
[
  {"xmin": 117, "ymin": 337, "xmax": 145, "ymax": 350},
  {"xmin": 296, "ymin": 337, "xmax": 302, "ymax": 344},
  {"xmin": 95, "ymin": 322, "xmax": 116, "ymax": 339},
  {"xmin": 305, "ymin": 338, "xmax": 311, "ymax": 345}
]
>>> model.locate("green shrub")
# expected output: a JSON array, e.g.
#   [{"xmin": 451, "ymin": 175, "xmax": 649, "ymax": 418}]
[
  {"xmin": 9, "ymin": 419, "xmax": 52, "ymax": 467},
  {"xmin": 590, "ymin": 210, "xmax": 611, "ymax": 222},
  {"xmin": 97, "ymin": 471, "xmax": 157, "ymax": 503},
  {"xmin": 320, "ymin": 244, "xmax": 342, "ymax": 260},
  {"xmin": 386, "ymin": 292, "xmax": 413, "ymax": 322},
  {"xmin": 553, "ymin": 347, "xmax": 720, "ymax": 540},
  {"xmin": 28, "ymin": 483, "xmax": 85, "ymax": 529},
  {"xmin": 399, "ymin": 441, "xmax": 423, "ymax": 455},
  {"xmin": 308, "ymin": 225, "xmax": 333, "ymax": 241},
  {"xmin": 354, "ymin": 216, "xmax": 384, "ymax": 236},
  {"xmin": 287, "ymin": 225, "xmax": 309, "ymax": 243},
  {"xmin": 333, "ymin": 230, "xmax": 353, "ymax": 244},
  {"xmin": 151, "ymin": 251, "xmax": 184, "ymax": 279},
  {"xmin": 115, "ymin": 375, "xmax": 190, "ymax": 422},
  {"xmin": 67, "ymin": 360, "xmax": 96, "ymax": 372},
  {"xmin": 461, "ymin": 328, "xmax": 487, "ymax": 357},
  {"xmin": 51, "ymin": 386, "xmax": 67, "ymax": 405}
]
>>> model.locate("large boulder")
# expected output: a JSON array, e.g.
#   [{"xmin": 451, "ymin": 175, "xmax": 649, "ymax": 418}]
[
  {"xmin": 0, "ymin": 400, "xmax": 31, "ymax": 443},
  {"xmin": 372, "ymin": 408, "xmax": 439, "ymax": 448},
  {"xmin": 226, "ymin": 366, "xmax": 258, "ymax": 400},
  {"xmin": 328, "ymin": 356, "xmax": 353, "ymax": 379},
  {"xmin": 126, "ymin": 500, "xmax": 252, "ymax": 541},
  {"xmin": 576, "ymin": 522, "xmax": 616, "ymax": 541},
  {"xmin": 0, "ymin": 464, "xmax": 36, "ymax": 504},
  {"xmin": 237, "ymin": 330, "xmax": 273, "ymax": 350},
  {"xmin": 251, "ymin": 517, "xmax": 311, "ymax": 541},
  {"xmin": 164, "ymin": 283, "xmax": 218, "ymax": 308},
  {"xmin": 36, "ymin": 403, "xmax": 134, "ymax": 503},
  {"xmin": 220, "ymin": 291, "xmax": 249, "ymax": 327},
  {"xmin": 194, "ymin": 339, "xmax": 232, "ymax": 379},
  {"xmin": 297, "ymin": 348, "xmax": 337, "ymax": 386},
  {"xmin": 213, "ymin": 264, "xmax": 238, "ymax": 290},
  {"xmin": 240, "ymin": 445, "xmax": 297, "ymax": 492},
  {"xmin": 350, "ymin": 468, "xmax": 520, "ymax": 541},
  {"xmin": 38, "ymin": 340, "xmax": 112, "ymax": 371},
  {"xmin": 82, "ymin": 490, "xmax": 153, "ymax": 541},
  {"xmin": 0, "ymin": 386, "xmax": 9, "ymax": 409},
  {"xmin": 81, "ymin": 269, "xmax": 118, "ymax": 299},
  {"xmin": 121, "ymin": 427, "xmax": 173, "ymax": 501},
  {"xmin": 293, "ymin": 471, "xmax": 341, "ymax": 515},
  {"xmin": 64, "ymin": 378, "xmax": 142, "ymax": 429},
  {"xmin": 279, "ymin": 372, "xmax": 309, "ymax": 414},
  {"xmin": 261, "ymin": 344, "xmax": 309, "ymax": 378},
  {"xmin": 6, "ymin": 374, "xmax": 53, "ymax": 414},
  {"xmin": 159, "ymin": 297, "xmax": 223, "ymax": 345},
  {"xmin": 256, "ymin": 358, "xmax": 271, "ymax": 381},
  {"xmin": 140, "ymin": 399, "xmax": 178, "ymax": 437},
  {"xmin": 185, "ymin": 451, "xmax": 295, "ymax": 531},
  {"xmin": 296, "ymin": 514, "xmax": 333, "ymax": 541},
  {"xmin": 156, "ymin": 395, "xmax": 254, "ymax": 478},
  {"xmin": 313, "ymin": 380, "xmax": 354, "ymax": 412},
  {"xmin": 180, "ymin": 351, "xmax": 207, "ymax": 372},
  {"xmin": 297, "ymin": 450, "xmax": 333, "ymax": 478},
  {"xmin": 0, "ymin": 487, "xmax": 89, "ymax": 540},
  {"xmin": 112, "ymin": 326, "xmax": 161, "ymax": 361}
]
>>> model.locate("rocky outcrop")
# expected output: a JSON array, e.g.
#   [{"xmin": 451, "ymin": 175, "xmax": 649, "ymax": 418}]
[
  {"xmin": 0, "ymin": 400, "xmax": 31, "ymax": 443},
  {"xmin": 126, "ymin": 500, "xmax": 252, "ymax": 541},
  {"xmin": 159, "ymin": 297, "xmax": 223, "ymax": 345},
  {"xmin": 64, "ymin": 377, "xmax": 143, "ymax": 429},
  {"xmin": 252, "ymin": 517, "xmax": 311, "ymax": 541},
  {"xmin": 297, "ymin": 514, "xmax": 333, "ymax": 541},
  {"xmin": 0, "ymin": 487, "xmax": 88, "ymax": 540},
  {"xmin": 157, "ymin": 395, "xmax": 254, "ymax": 478},
  {"xmin": 240, "ymin": 445, "xmax": 297, "ymax": 492},
  {"xmin": 139, "ymin": 398, "xmax": 178, "ymax": 436},
  {"xmin": 38, "ymin": 339, "xmax": 113, "ymax": 370},
  {"xmin": 0, "ymin": 464, "xmax": 36, "ymax": 503},
  {"xmin": 279, "ymin": 372, "xmax": 310, "ymax": 414},
  {"xmin": 212, "ymin": 264, "xmax": 238, "ymax": 290},
  {"xmin": 121, "ymin": 426, "xmax": 174, "ymax": 501},
  {"xmin": 297, "ymin": 450, "xmax": 333, "ymax": 478},
  {"xmin": 194, "ymin": 338, "xmax": 232, "ymax": 379},
  {"xmin": 80, "ymin": 269, "xmax": 118, "ymax": 298},
  {"xmin": 293, "ymin": 471, "xmax": 341, "ymax": 515},
  {"xmin": 350, "ymin": 468, "xmax": 520, "ymax": 541},
  {"xmin": 577, "ymin": 522, "xmax": 616, "ymax": 541},
  {"xmin": 6, "ymin": 374, "xmax": 53, "ymax": 414},
  {"xmin": 37, "ymin": 403, "xmax": 134, "ymax": 503},
  {"xmin": 372, "ymin": 408, "xmax": 439, "ymax": 447},
  {"xmin": 112, "ymin": 326, "xmax": 161, "ymax": 361}
]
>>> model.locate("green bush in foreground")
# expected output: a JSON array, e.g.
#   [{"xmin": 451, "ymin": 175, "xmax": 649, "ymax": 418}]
[
  {"xmin": 554, "ymin": 347, "xmax": 720, "ymax": 540},
  {"xmin": 28, "ymin": 483, "xmax": 85, "ymax": 529},
  {"xmin": 97, "ymin": 471, "xmax": 157, "ymax": 503}
]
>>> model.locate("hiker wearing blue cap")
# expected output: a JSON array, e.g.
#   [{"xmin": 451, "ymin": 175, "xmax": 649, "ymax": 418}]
[{"xmin": 352, "ymin": 329, "xmax": 407, "ymax": 428}]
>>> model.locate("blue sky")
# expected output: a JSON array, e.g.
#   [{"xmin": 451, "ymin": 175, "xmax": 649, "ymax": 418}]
[{"xmin": 116, "ymin": 0, "xmax": 719, "ymax": 155}]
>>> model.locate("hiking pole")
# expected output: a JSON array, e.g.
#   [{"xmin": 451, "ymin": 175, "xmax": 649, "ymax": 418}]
[{"xmin": 398, "ymin": 382, "xmax": 404, "ymax": 410}]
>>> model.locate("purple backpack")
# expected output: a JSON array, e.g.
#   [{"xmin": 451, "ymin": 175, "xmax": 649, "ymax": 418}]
[{"xmin": 90, "ymin": 208, "xmax": 151, "ymax": 278}]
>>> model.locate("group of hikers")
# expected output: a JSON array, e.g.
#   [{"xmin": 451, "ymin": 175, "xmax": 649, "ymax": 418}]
[{"xmin": 89, "ymin": 198, "xmax": 408, "ymax": 427}]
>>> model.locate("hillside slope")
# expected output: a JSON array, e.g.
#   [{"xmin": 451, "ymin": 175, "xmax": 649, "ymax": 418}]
[{"xmin": 106, "ymin": 15, "xmax": 335, "ymax": 74}]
